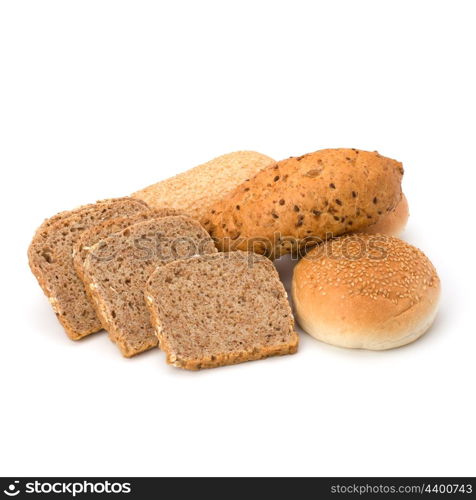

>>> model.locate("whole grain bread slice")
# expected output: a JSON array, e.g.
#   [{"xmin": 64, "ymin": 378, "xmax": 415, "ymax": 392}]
[
  {"xmin": 28, "ymin": 198, "xmax": 153, "ymax": 340},
  {"xmin": 132, "ymin": 151, "xmax": 275, "ymax": 223},
  {"xmin": 73, "ymin": 208, "xmax": 184, "ymax": 282},
  {"xmin": 32, "ymin": 197, "xmax": 147, "ymax": 240},
  {"xmin": 70, "ymin": 207, "xmax": 184, "ymax": 336},
  {"xmin": 145, "ymin": 251, "xmax": 298, "ymax": 370},
  {"xmin": 82, "ymin": 216, "xmax": 217, "ymax": 357}
]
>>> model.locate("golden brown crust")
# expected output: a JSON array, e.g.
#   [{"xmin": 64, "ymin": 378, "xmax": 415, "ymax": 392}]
[
  {"xmin": 174, "ymin": 343, "xmax": 299, "ymax": 370},
  {"xmin": 360, "ymin": 194, "xmax": 409, "ymax": 236},
  {"xmin": 204, "ymin": 149, "xmax": 404, "ymax": 258},
  {"xmin": 292, "ymin": 234, "xmax": 441, "ymax": 350},
  {"xmin": 132, "ymin": 151, "xmax": 275, "ymax": 221}
]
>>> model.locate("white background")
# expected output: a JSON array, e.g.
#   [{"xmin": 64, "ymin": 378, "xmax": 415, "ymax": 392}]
[{"xmin": 1, "ymin": 0, "xmax": 475, "ymax": 477}]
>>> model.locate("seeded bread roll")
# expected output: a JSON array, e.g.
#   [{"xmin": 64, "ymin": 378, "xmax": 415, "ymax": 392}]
[
  {"xmin": 28, "ymin": 198, "xmax": 153, "ymax": 340},
  {"xmin": 360, "ymin": 194, "xmax": 409, "ymax": 237},
  {"xmin": 292, "ymin": 234, "xmax": 441, "ymax": 350},
  {"xmin": 132, "ymin": 151, "xmax": 275, "ymax": 221},
  {"xmin": 145, "ymin": 251, "xmax": 298, "ymax": 370},
  {"xmin": 204, "ymin": 149, "xmax": 404, "ymax": 258},
  {"xmin": 82, "ymin": 217, "xmax": 217, "ymax": 357}
]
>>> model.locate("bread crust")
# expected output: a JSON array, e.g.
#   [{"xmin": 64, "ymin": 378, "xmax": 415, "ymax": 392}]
[
  {"xmin": 32, "ymin": 197, "xmax": 149, "ymax": 240},
  {"xmin": 132, "ymin": 151, "xmax": 275, "ymax": 221},
  {"xmin": 145, "ymin": 252, "xmax": 299, "ymax": 370},
  {"xmin": 86, "ymin": 277, "xmax": 159, "ymax": 357},
  {"xmin": 360, "ymin": 194, "xmax": 409, "ymax": 237},
  {"xmin": 292, "ymin": 234, "xmax": 440, "ymax": 350},
  {"xmin": 204, "ymin": 149, "xmax": 404, "ymax": 258}
]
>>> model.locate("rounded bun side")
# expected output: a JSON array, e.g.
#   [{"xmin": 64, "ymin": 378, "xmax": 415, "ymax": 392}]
[
  {"xmin": 292, "ymin": 234, "xmax": 440, "ymax": 350},
  {"xmin": 360, "ymin": 194, "xmax": 409, "ymax": 237}
]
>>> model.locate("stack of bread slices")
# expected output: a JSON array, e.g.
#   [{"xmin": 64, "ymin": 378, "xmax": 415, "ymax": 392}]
[{"xmin": 29, "ymin": 148, "xmax": 439, "ymax": 369}]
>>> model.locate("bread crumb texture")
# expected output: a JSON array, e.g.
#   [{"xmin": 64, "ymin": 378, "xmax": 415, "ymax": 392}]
[
  {"xmin": 73, "ymin": 207, "xmax": 184, "ymax": 282},
  {"xmin": 28, "ymin": 198, "xmax": 152, "ymax": 340},
  {"xmin": 146, "ymin": 251, "xmax": 298, "ymax": 370},
  {"xmin": 82, "ymin": 216, "xmax": 217, "ymax": 357},
  {"xmin": 132, "ymin": 151, "xmax": 275, "ymax": 221}
]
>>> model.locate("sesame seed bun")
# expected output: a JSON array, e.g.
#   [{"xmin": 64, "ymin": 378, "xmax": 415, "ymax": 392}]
[
  {"xmin": 292, "ymin": 234, "xmax": 440, "ymax": 350},
  {"xmin": 360, "ymin": 194, "xmax": 409, "ymax": 236}
]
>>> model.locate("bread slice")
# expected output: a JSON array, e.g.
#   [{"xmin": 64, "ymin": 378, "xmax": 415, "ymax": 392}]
[
  {"xmin": 132, "ymin": 151, "xmax": 275, "ymax": 223},
  {"xmin": 73, "ymin": 208, "xmax": 184, "ymax": 282},
  {"xmin": 32, "ymin": 197, "xmax": 146, "ymax": 240},
  {"xmin": 28, "ymin": 198, "xmax": 152, "ymax": 340},
  {"xmin": 69, "ymin": 208, "xmax": 184, "ymax": 336},
  {"xmin": 82, "ymin": 217, "xmax": 217, "ymax": 357},
  {"xmin": 145, "ymin": 251, "xmax": 298, "ymax": 370}
]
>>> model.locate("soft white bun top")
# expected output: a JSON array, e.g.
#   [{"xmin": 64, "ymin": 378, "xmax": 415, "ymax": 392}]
[{"xmin": 292, "ymin": 233, "xmax": 440, "ymax": 350}]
